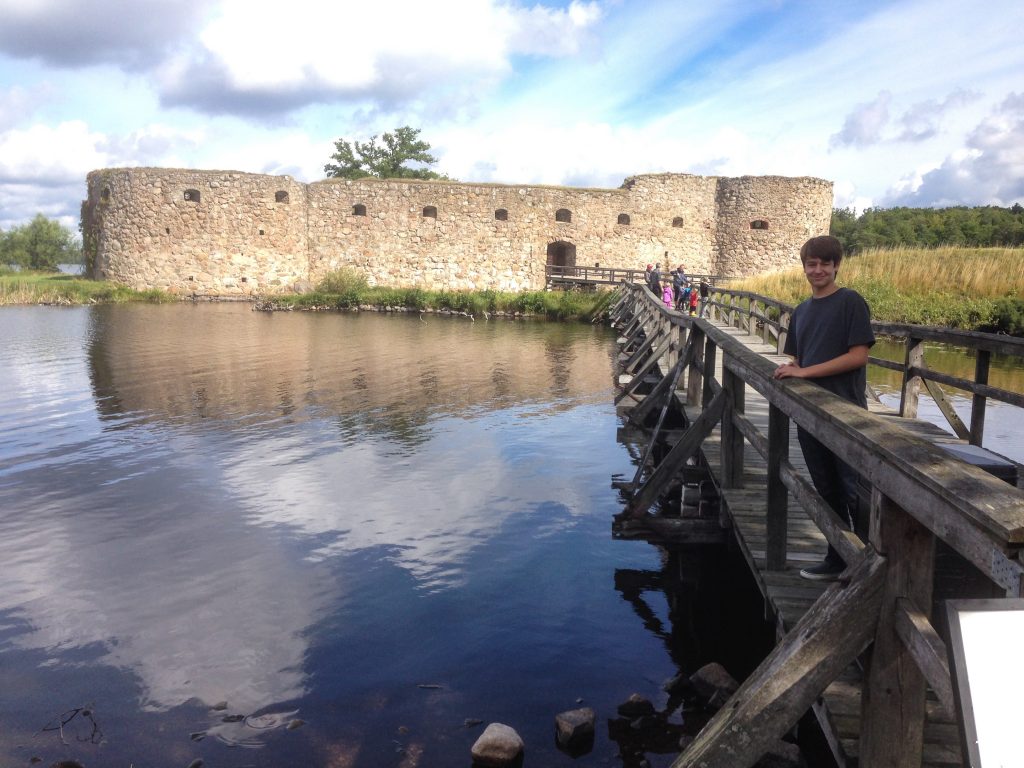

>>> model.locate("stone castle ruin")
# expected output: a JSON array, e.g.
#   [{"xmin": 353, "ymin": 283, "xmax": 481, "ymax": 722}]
[{"xmin": 81, "ymin": 168, "xmax": 833, "ymax": 296}]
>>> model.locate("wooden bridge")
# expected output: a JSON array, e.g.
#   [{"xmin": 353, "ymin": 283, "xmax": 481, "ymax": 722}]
[
  {"xmin": 545, "ymin": 264, "xmax": 721, "ymax": 289},
  {"xmin": 608, "ymin": 282, "xmax": 1024, "ymax": 768}
]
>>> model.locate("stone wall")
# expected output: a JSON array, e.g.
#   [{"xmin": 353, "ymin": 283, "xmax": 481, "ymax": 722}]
[{"xmin": 82, "ymin": 167, "xmax": 832, "ymax": 295}]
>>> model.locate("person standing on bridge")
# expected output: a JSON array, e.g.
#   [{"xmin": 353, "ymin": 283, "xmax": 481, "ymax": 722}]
[{"xmin": 772, "ymin": 235, "xmax": 875, "ymax": 581}]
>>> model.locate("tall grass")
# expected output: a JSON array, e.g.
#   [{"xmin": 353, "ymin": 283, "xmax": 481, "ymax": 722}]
[
  {"xmin": 730, "ymin": 246, "xmax": 1024, "ymax": 332},
  {"xmin": 0, "ymin": 271, "xmax": 172, "ymax": 305}
]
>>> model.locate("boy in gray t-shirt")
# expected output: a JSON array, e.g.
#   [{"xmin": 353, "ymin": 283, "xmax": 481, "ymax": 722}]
[{"xmin": 773, "ymin": 236, "xmax": 875, "ymax": 580}]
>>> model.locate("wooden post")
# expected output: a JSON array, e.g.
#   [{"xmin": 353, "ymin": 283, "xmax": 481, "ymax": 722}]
[
  {"xmin": 971, "ymin": 349, "xmax": 990, "ymax": 446},
  {"xmin": 859, "ymin": 489, "xmax": 935, "ymax": 768},
  {"xmin": 687, "ymin": 326, "xmax": 706, "ymax": 406},
  {"xmin": 721, "ymin": 364, "xmax": 745, "ymax": 489},
  {"xmin": 702, "ymin": 336, "xmax": 717, "ymax": 408},
  {"xmin": 778, "ymin": 310, "xmax": 790, "ymax": 355},
  {"xmin": 900, "ymin": 336, "xmax": 924, "ymax": 418},
  {"xmin": 673, "ymin": 551, "xmax": 887, "ymax": 768},
  {"xmin": 766, "ymin": 404, "xmax": 789, "ymax": 570}
]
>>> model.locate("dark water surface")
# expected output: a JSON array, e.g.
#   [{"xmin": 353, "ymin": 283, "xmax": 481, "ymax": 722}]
[{"xmin": 0, "ymin": 305, "xmax": 766, "ymax": 768}]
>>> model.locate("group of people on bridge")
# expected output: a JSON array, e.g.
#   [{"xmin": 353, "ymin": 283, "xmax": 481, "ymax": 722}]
[{"xmin": 643, "ymin": 258, "xmax": 709, "ymax": 317}]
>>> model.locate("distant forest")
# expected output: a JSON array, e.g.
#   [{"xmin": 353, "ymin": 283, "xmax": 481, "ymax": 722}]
[{"xmin": 830, "ymin": 204, "xmax": 1024, "ymax": 253}]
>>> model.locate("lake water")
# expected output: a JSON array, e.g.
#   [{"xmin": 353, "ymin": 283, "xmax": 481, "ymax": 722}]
[{"xmin": 0, "ymin": 304, "xmax": 769, "ymax": 768}]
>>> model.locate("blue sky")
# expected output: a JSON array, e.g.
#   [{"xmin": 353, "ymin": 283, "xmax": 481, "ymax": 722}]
[{"xmin": 1, "ymin": 0, "xmax": 1022, "ymax": 231}]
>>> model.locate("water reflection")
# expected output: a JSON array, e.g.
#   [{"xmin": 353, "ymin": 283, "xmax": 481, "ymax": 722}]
[{"xmin": 3, "ymin": 304, "xmax": 683, "ymax": 768}]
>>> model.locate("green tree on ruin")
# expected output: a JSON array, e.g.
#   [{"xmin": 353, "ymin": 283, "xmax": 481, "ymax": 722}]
[{"xmin": 324, "ymin": 126, "xmax": 450, "ymax": 180}]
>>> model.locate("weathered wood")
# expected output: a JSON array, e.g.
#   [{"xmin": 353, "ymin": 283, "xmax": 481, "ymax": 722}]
[
  {"xmin": 622, "ymin": 323, "xmax": 663, "ymax": 373},
  {"xmin": 915, "ymin": 364, "xmax": 1024, "ymax": 409},
  {"xmin": 901, "ymin": 336, "xmax": 924, "ymax": 419},
  {"xmin": 894, "ymin": 598, "xmax": 955, "ymax": 721},
  {"xmin": 860, "ymin": 490, "xmax": 935, "ymax": 768},
  {"xmin": 672, "ymin": 550, "xmax": 887, "ymax": 768},
  {"xmin": 923, "ymin": 377, "xmax": 970, "ymax": 441},
  {"xmin": 779, "ymin": 463, "xmax": 864, "ymax": 564},
  {"xmin": 687, "ymin": 326, "xmax": 706, "ymax": 406},
  {"xmin": 872, "ymin": 321, "xmax": 1024, "ymax": 358},
  {"xmin": 766, "ymin": 404, "xmax": 789, "ymax": 571},
  {"xmin": 632, "ymin": 351, "xmax": 690, "ymax": 488},
  {"xmin": 971, "ymin": 350, "xmax": 990, "ymax": 445},
  {"xmin": 702, "ymin": 336, "xmax": 717, "ymax": 408},
  {"xmin": 627, "ymin": 338, "xmax": 693, "ymax": 426},
  {"xmin": 721, "ymin": 366, "xmax": 746, "ymax": 490},
  {"xmin": 615, "ymin": 334, "xmax": 672, "ymax": 405},
  {"xmin": 625, "ymin": 389, "xmax": 726, "ymax": 518}
]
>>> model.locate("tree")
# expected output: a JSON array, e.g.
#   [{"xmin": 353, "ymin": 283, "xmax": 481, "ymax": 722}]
[
  {"xmin": 324, "ymin": 126, "xmax": 449, "ymax": 180},
  {"xmin": 0, "ymin": 214, "xmax": 82, "ymax": 271}
]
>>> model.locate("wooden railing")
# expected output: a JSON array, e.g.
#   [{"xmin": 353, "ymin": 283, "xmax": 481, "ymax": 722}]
[
  {"xmin": 609, "ymin": 282, "xmax": 1024, "ymax": 768},
  {"xmin": 545, "ymin": 264, "xmax": 721, "ymax": 287},
  {"xmin": 706, "ymin": 286, "xmax": 1024, "ymax": 454}
]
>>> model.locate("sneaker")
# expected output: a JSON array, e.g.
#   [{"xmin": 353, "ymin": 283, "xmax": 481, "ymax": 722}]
[{"xmin": 799, "ymin": 560, "xmax": 845, "ymax": 581}]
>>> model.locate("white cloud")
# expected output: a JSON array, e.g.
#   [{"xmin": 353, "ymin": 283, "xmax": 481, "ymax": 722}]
[
  {"xmin": 156, "ymin": 0, "xmax": 603, "ymax": 116},
  {"xmin": 884, "ymin": 93, "xmax": 1024, "ymax": 207},
  {"xmin": 830, "ymin": 91, "xmax": 892, "ymax": 149}
]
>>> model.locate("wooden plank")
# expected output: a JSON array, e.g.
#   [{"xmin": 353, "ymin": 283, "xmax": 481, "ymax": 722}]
[
  {"xmin": 623, "ymin": 389, "xmax": 726, "ymax": 518},
  {"xmin": 923, "ymin": 377, "xmax": 971, "ymax": 441},
  {"xmin": 860, "ymin": 490, "xmax": 935, "ymax": 767},
  {"xmin": 673, "ymin": 551, "xmax": 887, "ymax": 768},
  {"xmin": 765, "ymin": 404, "xmax": 789, "ymax": 571},
  {"xmin": 615, "ymin": 334, "xmax": 672, "ymax": 405},
  {"xmin": 895, "ymin": 598, "xmax": 956, "ymax": 721}
]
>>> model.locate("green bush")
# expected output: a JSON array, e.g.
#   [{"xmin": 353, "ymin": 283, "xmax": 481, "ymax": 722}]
[
  {"xmin": 981, "ymin": 297, "xmax": 1024, "ymax": 336},
  {"xmin": 317, "ymin": 267, "xmax": 369, "ymax": 295}
]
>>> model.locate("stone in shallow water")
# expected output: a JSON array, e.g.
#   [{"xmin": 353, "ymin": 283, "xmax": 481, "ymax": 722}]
[
  {"xmin": 555, "ymin": 706, "xmax": 595, "ymax": 754},
  {"xmin": 470, "ymin": 722, "xmax": 524, "ymax": 767}
]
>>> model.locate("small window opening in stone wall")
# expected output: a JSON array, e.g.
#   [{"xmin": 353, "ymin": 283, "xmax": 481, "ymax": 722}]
[
  {"xmin": 423, "ymin": 206, "xmax": 437, "ymax": 218},
  {"xmin": 165, "ymin": 227, "xmax": 170, "ymax": 235},
  {"xmin": 353, "ymin": 204, "xmax": 367, "ymax": 216},
  {"xmin": 259, "ymin": 229, "xmax": 265, "ymax": 235},
  {"xmin": 750, "ymin": 219, "xmax": 770, "ymax": 230},
  {"xmin": 189, "ymin": 275, "xmax": 195, "ymax": 281},
  {"xmin": 100, "ymin": 187, "xmax": 111, "ymax": 203},
  {"xmin": 617, "ymin": 213, "xmax": 630, "ymax": 225},
  {"xmin": 555, "ymin": 208, "xmax": 571, "ymax": 223},
  {"xmin": 495, "ymin": 208, "xmax": 508, "ymax": 221},
  {"xmin": 672, "ymin": 216, "xmax": 684, "ymax": 228},
  {"xmin": 275, "ymin": 190, "xmax": 289, "ymax": 203},
  {"xmin": 241, "ymin": 277, "xmax": 248, "ymax": 283},
  {"xmin": 184, "ymin": 189, "xmax": 201, "ymax": 203}
]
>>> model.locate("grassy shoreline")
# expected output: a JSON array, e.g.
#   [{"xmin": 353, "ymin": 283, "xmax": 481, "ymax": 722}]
[{"xmin": 5, "ymin": 245, "xmax": 1022, "ymax": 332}]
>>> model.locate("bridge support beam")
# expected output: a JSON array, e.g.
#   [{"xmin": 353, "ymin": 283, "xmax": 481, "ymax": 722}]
[{"xmin": 859, "ymin": 489, "xmax": 935, "ymax": 768}]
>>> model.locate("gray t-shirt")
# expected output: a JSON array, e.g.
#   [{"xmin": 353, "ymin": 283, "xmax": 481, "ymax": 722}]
[{"xmin": 783, "ymin": 287, "xmax": 875, "ymax": 407}]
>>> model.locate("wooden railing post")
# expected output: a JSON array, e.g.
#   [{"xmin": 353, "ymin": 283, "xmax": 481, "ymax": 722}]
[
  {"xmin": 687, "ymin": 326, "xmax": 705, "ymax": 406},
  {"xmin": 778, "ymin": 310, "xmax": 790, "ymax": 355},
  {"xmin": 721, "ymin": 364, "xmax": 745, "ymax": 489},
  {"xmin": 971, "ymin": 349, "xmax": 990, "ymax": 446},
  {"xmin": 702, "ymin": 336, "xmax": 717, "ymax": 408},
  {"xmin": 860, "ymin": 489, "xmax": 934, "ymax": 768},
  {"xmin": 900, "ymin": 336, "xmax": 924, "ymax": 418},
  {"xmin": 765, "ymin": 404, "xmax": 789, "ymax": 570}
]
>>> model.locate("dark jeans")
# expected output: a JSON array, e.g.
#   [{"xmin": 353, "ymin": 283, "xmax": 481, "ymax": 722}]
[{"xmin": 797, "ymin": 426, "xmax": 861, "ymax": 566}]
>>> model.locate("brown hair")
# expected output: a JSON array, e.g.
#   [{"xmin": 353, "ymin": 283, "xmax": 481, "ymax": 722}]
[{"xmin": 799, "ymin": 235, "xmax": 843, "ymax": 266}]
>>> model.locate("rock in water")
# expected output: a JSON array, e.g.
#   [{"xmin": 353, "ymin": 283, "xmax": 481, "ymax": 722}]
[
  {"xmin": 555, "ymin": 707, "xmax": 596, "ymax": 754},
  {"xmin": 470, "ymin": 722, "xmax": 524, "ymax": 767},
  {"xmin": 689, "ymin": 662, "xmax": 739, "ymax": 707}
]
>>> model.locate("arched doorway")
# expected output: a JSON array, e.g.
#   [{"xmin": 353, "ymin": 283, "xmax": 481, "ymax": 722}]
[{"xmin": 546, "ymin": 240, "xmax": 577, "ymax": 268}]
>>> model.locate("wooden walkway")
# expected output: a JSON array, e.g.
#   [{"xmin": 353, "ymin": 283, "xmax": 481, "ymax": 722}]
[
  {"xmin": 677, "ymin": 321, "xmax": 963, "ymax": 767},
  {"xmin": 611, "ymin": 283, "xmax": 1024, "ymax": 768}
]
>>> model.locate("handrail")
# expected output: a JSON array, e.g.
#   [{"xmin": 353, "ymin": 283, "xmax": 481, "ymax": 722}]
[
  {"xmin": 706, "ymin": 286, "xmax": 1024, "ymax": 451},
  {"xmin": 616, "ymin": 281, "xmax": 1024, "ymax": 768}
]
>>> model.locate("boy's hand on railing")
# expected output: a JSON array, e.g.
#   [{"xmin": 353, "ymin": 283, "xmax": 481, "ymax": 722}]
[{"xmin": 773, "ymin": 362, "xmax": 804, "ymax": 380}]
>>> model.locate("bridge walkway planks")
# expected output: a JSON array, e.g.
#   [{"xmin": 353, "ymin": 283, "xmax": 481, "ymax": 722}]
[{"xmin": 673, "ymin": 319, "xmax": 963, "ymax": 768}]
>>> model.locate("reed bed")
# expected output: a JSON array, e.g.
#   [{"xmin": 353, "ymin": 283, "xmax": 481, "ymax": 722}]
[{"xmin": 730, "ymin": 246, "xmax": 1024, "ymax": 332}]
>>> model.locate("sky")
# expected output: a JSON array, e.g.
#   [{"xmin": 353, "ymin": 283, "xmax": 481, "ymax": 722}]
[{"xmin": 1, "ymin": 0, "xmax": 1023, "ymax": 232}]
